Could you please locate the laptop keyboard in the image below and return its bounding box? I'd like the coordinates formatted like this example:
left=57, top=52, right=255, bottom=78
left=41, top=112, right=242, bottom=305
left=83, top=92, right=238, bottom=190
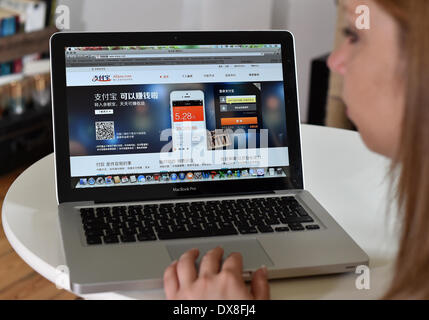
left=79, top=196, right=320, bottom=245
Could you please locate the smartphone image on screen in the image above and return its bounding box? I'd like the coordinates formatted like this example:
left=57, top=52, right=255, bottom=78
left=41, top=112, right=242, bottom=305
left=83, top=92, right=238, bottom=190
left=170, top=90, right=207, bottom=154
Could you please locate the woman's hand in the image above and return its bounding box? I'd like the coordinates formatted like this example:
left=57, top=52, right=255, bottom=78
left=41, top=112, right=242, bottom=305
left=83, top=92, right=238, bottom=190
left=163, top=247, right=270, bottom=300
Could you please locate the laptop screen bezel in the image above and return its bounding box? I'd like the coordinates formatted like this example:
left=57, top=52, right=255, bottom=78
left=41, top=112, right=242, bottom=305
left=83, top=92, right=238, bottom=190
left=50, top=31, right=303, bottom=204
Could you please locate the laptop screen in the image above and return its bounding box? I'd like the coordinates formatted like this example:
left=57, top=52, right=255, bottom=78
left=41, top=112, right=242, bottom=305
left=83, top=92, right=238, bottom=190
left=64, top=44, right=290, bottom=189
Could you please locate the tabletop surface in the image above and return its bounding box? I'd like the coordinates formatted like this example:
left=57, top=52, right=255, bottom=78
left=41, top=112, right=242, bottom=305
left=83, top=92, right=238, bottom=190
left=2, top=124, right=399, bottom=300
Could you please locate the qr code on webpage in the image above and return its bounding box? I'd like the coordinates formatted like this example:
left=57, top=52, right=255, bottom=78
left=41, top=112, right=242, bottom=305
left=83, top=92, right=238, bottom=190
left=95, top=121, right=115, bottom=140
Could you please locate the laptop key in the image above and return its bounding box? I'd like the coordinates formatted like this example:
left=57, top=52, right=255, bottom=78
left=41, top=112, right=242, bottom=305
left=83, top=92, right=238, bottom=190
left=265, top=218, right=280, bottom=225
left=157, top=231, right=206, bottom=240
left=83, top=223, right=107, bottom=232
left=80, top=209, right=95, bottom=219
left=238, top=227, right=258, bottom=234
left=257, top=225, right=274, bottom=233
left=105, top=228, right=121, bottom=236
left=137, top=233, right=157, bottom=241
left=123, top=215, right=137, bottom=222
left=299, top=216, right=314, bottom=223
left=111, top=222, right=127, bottom=229
left=85, top=229, right=104, bottom=237
left=95, top=207, right=110, bottom=217
left=138, top=226, right=154, bottom=233
left=296, top=207, right=310, bottom=217
left=214, top=228, right=238, bottom=236
left=86, top=236, right=102, bottom=245
left=120, top=235, right=136, bottom=242
left=187, top=224, right=204, bottom=232
left=280, top=196, right=294, bottom=201
left=170, top=225, right=187, bottom=233
left=275, top=227, right=290, bottom=232
left=155, top=226, right=170, bottom=234
left=219, top=222, right=234, bottom=228
left=121, top=227, right=137, bottom=235
left=106, top=216, right=121, bottom=223
left=157, top=225, right=237, bottom=239
left=280, top=216, right=314, bottom=224
left=80, top=207, right=94, bottom=214
left=306, top=225, right=320, bottom=230
left=103, top=235, right=119, bottom=244
left=142, top=220, right=156, bottom=228
left=127, top=221, right=141, bottom=228
left=82, top=217, right=105, bottom=225
left=289, top=223, right=305, bottom=231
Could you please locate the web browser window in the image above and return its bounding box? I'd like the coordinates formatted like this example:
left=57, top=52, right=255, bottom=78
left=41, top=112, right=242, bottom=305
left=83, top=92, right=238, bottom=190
left=64, top=44, right=290, bottom=188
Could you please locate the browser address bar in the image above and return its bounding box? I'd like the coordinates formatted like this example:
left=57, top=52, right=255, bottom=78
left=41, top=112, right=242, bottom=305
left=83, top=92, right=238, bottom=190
left=94, top=52, right=265, bottom=59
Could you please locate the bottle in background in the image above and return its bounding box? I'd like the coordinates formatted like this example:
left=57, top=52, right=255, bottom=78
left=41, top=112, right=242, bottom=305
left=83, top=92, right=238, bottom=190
left=8, top=81, right=25, bottom=115
left=31, top=73, right=50, bottom=108
left=0, top=84, right=9, bottom=118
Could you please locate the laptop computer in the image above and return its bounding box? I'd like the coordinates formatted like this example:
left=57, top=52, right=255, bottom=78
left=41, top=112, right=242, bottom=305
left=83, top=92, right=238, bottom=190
left=49, top=31, right=369, bottom=294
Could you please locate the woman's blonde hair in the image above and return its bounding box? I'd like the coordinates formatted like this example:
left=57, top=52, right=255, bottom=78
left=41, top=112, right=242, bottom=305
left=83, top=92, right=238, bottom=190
left=373, top=0, right=429, bottom=299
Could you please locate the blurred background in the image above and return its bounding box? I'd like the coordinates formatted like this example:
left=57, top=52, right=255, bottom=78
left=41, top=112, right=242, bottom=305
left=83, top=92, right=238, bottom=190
left=58, top=0, right=338, bottom=123
left=0, top=0, right=349, bottom=299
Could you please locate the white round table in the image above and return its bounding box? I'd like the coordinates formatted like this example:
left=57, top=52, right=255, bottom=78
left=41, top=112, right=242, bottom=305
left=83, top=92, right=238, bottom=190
left=2, top=124, right=398, bottom=300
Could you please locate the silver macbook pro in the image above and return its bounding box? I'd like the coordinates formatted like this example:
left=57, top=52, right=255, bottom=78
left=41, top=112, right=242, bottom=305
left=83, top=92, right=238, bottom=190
left=49, top=30, right=369, bottom=294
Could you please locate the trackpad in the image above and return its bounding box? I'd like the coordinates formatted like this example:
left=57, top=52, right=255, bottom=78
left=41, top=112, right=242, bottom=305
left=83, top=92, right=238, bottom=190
left=166, top=239, right=274, bottom=270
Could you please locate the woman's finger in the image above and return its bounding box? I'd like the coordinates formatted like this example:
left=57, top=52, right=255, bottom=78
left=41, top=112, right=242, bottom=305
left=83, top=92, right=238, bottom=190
left=163, top=260, right=179, bottom=299
left=221, top=252, right=243, bottom=278
left=176, top=248, right=200, bottom=288
left=198, top=246, right=224, bottom=277
left=250, top=266, right=270, bottom=300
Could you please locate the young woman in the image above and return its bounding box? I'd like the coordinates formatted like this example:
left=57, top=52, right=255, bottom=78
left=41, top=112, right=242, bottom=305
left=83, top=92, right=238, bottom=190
left=163, top=0, right=429, bottom=300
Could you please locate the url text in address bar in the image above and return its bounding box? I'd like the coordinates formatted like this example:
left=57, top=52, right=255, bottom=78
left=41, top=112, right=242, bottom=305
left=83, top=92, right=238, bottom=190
left=94, top=52, right=265, bottom=59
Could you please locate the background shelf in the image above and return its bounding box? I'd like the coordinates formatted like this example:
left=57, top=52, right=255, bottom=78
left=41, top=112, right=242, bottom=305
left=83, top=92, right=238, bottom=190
left=0, top=26, right=57, bottom=64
